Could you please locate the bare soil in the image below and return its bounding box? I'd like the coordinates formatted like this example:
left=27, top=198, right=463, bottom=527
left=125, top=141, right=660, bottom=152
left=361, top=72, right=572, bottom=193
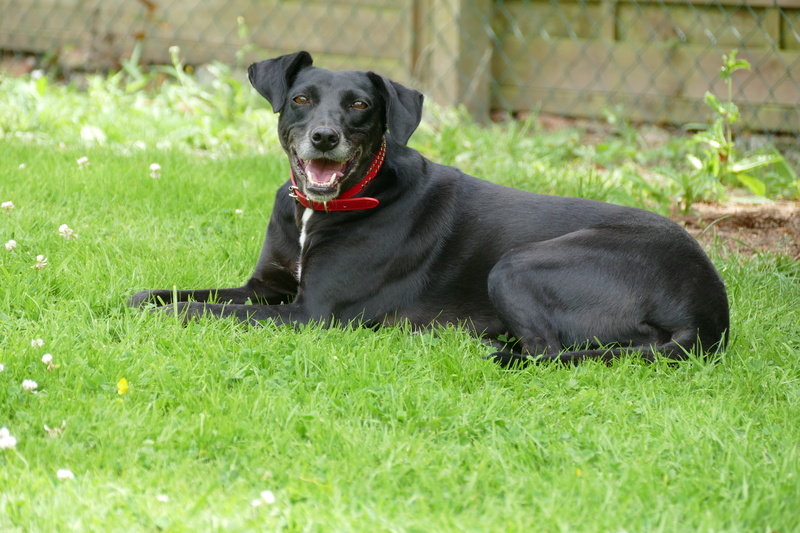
left=675, top=201, right=800, bottom=260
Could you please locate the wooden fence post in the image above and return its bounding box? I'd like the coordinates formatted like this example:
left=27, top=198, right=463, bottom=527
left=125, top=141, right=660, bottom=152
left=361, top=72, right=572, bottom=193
left=418, top=0, right=493, bottom=121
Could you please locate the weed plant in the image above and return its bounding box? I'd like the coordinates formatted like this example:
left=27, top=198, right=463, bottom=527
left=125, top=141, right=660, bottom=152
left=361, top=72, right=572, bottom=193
left=661, top=50, right=798, bottom=212
left=1, top=53, right=799, bottom=531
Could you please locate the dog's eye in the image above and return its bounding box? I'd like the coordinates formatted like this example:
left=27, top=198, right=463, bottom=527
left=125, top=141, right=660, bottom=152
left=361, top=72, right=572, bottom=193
left=352, top=100, right=369, bottom=110
left=293, top=95, right=310, bottom=105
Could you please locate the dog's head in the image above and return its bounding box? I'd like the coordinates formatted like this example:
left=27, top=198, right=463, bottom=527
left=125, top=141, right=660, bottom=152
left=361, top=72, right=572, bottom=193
left=248, top=51, right=424, bottom=203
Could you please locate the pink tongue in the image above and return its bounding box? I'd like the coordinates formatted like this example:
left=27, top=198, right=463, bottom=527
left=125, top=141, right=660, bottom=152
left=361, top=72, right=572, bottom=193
left=305, top=159, right=345, bottom=186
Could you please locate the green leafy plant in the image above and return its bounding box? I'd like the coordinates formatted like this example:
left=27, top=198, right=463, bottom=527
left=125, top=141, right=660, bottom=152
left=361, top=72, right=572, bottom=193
left=666, top=50, right=788, bottom=213
left=694, top=51, right=782, bottom=193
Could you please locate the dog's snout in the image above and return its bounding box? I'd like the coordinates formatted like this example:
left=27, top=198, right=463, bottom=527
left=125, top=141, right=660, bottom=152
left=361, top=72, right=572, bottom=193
left=310, top=127, right=340, bottom=152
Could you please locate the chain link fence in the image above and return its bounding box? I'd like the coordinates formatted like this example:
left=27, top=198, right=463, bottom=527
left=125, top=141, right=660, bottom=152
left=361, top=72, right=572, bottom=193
left=1, top=0, right=799, bottom=139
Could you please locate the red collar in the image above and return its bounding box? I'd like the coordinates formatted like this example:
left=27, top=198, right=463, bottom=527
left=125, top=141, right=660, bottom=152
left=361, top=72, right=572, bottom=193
left=290, top=138, right=386, bottom=212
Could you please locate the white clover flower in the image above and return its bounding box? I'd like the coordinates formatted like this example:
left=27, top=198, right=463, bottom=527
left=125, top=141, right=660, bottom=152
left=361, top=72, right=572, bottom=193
left=32, top=255, right=48, bottom=270
left=252, top=490, right=276, bottom=507
left=4, top=240, right=16, bottom=252
left=42, top=353, right=53, bottom=365
left=1, top=201, right=14, bottom=214
left=235, top=209, right=244, bottom=215
left=149, top=163, right=161, bottom=179
left=58, top=224, right=77, bottom=240
left=18, top=164, right=26, bottom=170
left=156, top=494, right=170, bottom=503
left=31, top=338, right=44, bottom=348
left=0, top=363, right=4, bottom=372
left=0, top=427, right=17, bottom=450
left=76, top=156, right=89, bottom=168
left=56, top=468, right=75, bottom=480
left=22, top=379, right=38, bottom=392
left=80, top=125, right=106, bottom=144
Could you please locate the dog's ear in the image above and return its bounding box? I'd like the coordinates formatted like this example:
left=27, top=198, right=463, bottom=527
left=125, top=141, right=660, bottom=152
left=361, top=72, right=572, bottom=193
left=367, top=72, right=424, bottom=146
left=248, top=51, right=314, bottom=113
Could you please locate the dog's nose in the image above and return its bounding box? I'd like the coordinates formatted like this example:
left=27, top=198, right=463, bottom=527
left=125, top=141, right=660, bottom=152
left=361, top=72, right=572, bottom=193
left=310, top=127, right=340, bottom=152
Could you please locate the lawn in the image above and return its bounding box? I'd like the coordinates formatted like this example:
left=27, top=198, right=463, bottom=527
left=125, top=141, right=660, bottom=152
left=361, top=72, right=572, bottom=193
left=1, top=68, right=799, bottom=532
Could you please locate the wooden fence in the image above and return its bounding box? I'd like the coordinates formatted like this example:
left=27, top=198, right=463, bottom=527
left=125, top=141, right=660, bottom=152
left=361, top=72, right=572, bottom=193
left=1, top=0, right=798, bottom=133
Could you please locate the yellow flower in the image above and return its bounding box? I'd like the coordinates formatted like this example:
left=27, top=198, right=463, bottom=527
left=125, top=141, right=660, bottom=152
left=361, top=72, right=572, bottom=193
left=117, top=378, right=129, bottom=395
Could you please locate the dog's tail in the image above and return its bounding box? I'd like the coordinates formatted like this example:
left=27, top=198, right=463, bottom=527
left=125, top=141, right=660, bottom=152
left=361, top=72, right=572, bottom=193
left=487, top=328, right=727, bottom=367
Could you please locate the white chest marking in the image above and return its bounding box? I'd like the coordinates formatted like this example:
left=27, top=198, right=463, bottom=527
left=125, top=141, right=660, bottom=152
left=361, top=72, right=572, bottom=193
left=296, top=207, right=314, bottom=281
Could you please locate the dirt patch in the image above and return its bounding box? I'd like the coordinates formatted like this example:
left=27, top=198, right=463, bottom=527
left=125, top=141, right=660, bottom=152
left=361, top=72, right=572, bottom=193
left=674, top=202, right=800, bottom=259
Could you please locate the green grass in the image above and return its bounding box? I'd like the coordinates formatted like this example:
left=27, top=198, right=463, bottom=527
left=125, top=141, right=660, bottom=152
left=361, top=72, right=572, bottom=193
left=1, top=70, right=800, bottom=532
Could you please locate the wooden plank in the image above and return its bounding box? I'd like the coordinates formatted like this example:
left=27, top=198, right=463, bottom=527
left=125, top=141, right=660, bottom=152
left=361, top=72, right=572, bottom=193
left=783, top=9, right=800, bottom=50
left=494, top=0, right=800, bottom=12
left=631, top=0, right=800, bottom=8
left=495, top=39, right=800, bottom=105
left=491, top=0, right=800, bottom=133
left=617, top=3, right=776, bottom=48
left=421, top=0, right=493, bottom=119
left=493, top=1, right=608, bottom=40
left=285, top=0, right=406, bottom=7
left=493, top=36, right=800, bottom=132
left=148, top=2, right=409, bottom=59
left=411, top=0, right=430, bottom=82
left=0, top=0, right=148, bottom=67
left=290, top=53, right=411, bottom=83
left=0, top=0, right=98, bottom=50
left=456, top=0, right=494, bottom=119
left=0, top=0, right=412, bottom=72
left=492, top=86, right=800, bottom=132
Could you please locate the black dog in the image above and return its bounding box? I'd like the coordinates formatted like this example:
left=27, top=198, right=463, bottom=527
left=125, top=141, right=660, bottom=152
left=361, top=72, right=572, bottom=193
left=129, top=51, right=729, bottom=365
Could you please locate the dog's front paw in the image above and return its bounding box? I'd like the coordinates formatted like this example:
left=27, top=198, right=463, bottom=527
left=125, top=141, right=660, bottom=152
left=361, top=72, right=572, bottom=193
left=484, top=351, right=536, bottom=368
left=128, top=290, right=171, bottom=308
left=161, top=301, right=208, bottom=323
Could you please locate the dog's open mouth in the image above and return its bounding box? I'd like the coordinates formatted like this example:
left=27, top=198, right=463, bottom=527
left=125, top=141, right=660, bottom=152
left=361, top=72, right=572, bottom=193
left=294, top=151, right=359, bottom=199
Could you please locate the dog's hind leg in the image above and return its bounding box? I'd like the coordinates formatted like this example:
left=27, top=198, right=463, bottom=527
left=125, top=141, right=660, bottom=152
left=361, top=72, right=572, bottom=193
left=485, top=232, right=700, bottom=365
